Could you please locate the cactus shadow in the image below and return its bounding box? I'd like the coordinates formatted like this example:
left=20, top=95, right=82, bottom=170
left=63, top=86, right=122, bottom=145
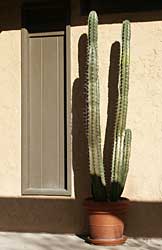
left=72, top=33, right=91, bottom=200
left=103, top=41, right=120, bottom=191
left=72, top=37, right=122, bottom=199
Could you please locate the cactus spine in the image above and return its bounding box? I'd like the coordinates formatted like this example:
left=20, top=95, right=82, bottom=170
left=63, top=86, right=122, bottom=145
left=87, top=11, right=132, bottom=202
left=110, top=20, right=132, bottom=201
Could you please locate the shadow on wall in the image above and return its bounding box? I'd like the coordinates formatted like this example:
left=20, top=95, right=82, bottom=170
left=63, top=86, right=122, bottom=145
left=2, top=0, right=162, bottom=30
left=0, top=198, right=162, bottom=237
left=103, top=41, right=120, bottom=188
left=72, top=33, right=91, bottom=201
left=71, top=0, right=162, bottom=26
left=0, top=1, right=22, bottom=31
left=71, top=9, right=162, bottom=26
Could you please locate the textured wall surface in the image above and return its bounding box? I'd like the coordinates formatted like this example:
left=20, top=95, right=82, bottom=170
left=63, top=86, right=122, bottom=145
left=70, top=1, right=162, bottom=236
left=71, top=16, right=162, bottom=202
left=0, top=27, right=21, bottom=195
left=0, top=0, right=162, bottom=236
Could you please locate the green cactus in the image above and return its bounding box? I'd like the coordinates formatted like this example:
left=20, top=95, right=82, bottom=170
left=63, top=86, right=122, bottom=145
left=87, top=11, right=132, bottom=202
left=110, top=20, right=132, bottom=201
left=87, top=11, right=107, bottom=201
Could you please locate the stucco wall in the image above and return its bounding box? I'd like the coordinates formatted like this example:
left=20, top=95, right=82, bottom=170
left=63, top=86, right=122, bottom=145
left=0, top=6, right=21, bottom=196
left=0, top=0, right=162, bottom=236
left=71, top=3, right=162, bottom=237
left=71, top=11, right=162, bottom=202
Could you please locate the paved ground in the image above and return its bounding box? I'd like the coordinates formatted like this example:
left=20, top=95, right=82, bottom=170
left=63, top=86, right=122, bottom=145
left=0, top=232, right=161, bottom=250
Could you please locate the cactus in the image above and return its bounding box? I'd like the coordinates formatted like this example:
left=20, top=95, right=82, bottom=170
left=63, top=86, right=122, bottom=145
left=87, top=11, right=107, bottom=201
left=110, top=20, right=132, bottom=201
left=86, top=11, right=132, bottom=202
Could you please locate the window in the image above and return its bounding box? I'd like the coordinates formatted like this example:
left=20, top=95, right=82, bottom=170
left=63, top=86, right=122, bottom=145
left=21, top=2, right=71, bottom=195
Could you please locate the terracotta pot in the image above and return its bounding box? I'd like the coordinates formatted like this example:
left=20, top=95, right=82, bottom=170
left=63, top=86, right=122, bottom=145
left=83, top=198, right=130, bottom=246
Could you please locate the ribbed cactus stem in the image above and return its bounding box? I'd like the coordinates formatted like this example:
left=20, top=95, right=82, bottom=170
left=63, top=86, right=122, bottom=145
left=88, top=45, right=98, bottom=176
left=121, top=129, right=132, bottom=190
left=87, top=11, right=107, bottom=201
left=86, top=12, right=132, bottom=202
left=120, top=20, right=130, bottom=132
left=88, top=11, right=98, bottom=48
left=110, top=20, right=132, bottom=201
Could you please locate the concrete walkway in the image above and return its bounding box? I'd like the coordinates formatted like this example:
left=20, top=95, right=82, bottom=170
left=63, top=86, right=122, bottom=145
left=0, top=232, right=161, bottom=250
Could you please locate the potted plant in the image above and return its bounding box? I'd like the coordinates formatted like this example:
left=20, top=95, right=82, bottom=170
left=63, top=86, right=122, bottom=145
left=83, top=11, right=132, bottom=246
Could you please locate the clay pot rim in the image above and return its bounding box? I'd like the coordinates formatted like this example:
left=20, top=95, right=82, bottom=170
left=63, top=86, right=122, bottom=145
left=84, top=197, right=129, bottom=203
left=83, top=197, right=130, bottom=212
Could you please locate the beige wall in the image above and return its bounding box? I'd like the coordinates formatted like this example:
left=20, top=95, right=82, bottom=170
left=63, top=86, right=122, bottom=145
left=0, top=24, right=21, bottom=195
left=71, top=19, right=162, bottom=202
left=0, top=0, right=162, bottom=236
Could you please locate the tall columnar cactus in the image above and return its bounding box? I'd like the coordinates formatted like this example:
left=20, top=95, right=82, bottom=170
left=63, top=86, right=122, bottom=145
left=87, top=11, right=107, bottom=201
left=87, top=11, right=132, bottom=202
left=110, top=20, right=132, bottom=201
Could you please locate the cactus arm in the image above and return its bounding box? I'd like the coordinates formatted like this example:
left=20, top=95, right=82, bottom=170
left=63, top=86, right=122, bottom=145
left=88, top=11, right=98, bottom=49
left=121, top=20, right=131, bottom=132
left=88, top=45, right=98, bottom=176
left=96, top=77, right=106, bottom=185
left=87, top=11, right=107, bottom=201
left=118, top=21, right=131, bottom=195
left=120, top=129, right=132, bottom=192
left=87, top=11, right=99, bottom=177
left=88, top=11, right=101, bottom=178
left=110, top=20, right=131, bottom=201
